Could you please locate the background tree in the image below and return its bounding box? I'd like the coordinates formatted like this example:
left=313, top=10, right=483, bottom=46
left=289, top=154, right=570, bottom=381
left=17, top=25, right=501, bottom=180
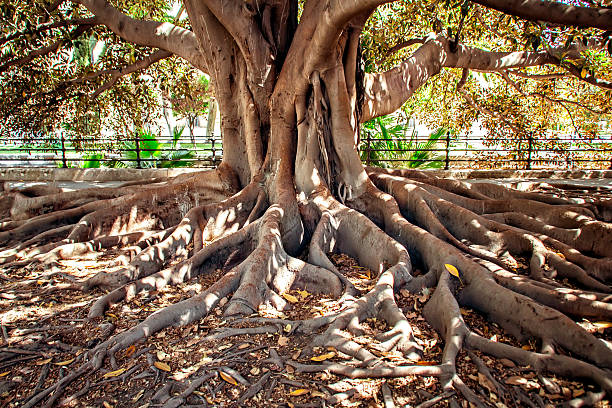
left=1, top=0, right=612, bottom=406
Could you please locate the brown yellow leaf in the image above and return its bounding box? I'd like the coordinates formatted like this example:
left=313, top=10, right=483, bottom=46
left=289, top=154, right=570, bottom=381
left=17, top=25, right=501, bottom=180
left=573, top=388, right=585, bottom=398
left=416, top=361, right=437, bottom=366
left=296, top=290, right=310, bottom=300
left=219, top=371, right=238, bottom=386
left=238, top=343, right=250, bottom=350
left=103, top=368, right=126, bottom=378
left=505, top=376, right=540, bottom=390
left=125, top=345, right=136, bottom=357
left=36, top=358, right=53, bottom=365
left=289, top=389, right=309, bottom=396
left=0, top=371, right=9, bottom=378
left=580, top=68, right=587, bottom=78
left=282, top=293, right=299, bottom=304
left=478, top=373, right=496, bottom=393
left=278, top=336, right=290, bottom=346
left=593, top=321, right=612, bottom=329
left=445, top=264, right=461, bottom=280
left=55, top=359, right=74, bottom=366
left=311, top=352, right=335, bottom=362
left=103, top=402, right=113, bottom=408
left=284, top=324, right=292, bottom=333
left=154, top=362, right=171, bottom=372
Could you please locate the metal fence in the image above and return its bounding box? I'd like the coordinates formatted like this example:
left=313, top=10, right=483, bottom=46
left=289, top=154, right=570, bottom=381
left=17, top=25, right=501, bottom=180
left=0, top=134, right=222, bottom=168
left=360, top=131, right=612, bottom=170
left=0, top=131, right=610, bottom=170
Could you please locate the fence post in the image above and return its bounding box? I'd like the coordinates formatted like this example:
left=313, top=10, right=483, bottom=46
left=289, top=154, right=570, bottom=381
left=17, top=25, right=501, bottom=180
left=211, top=137, right=217, bottom=165
left=135, top=136, right=141, bottom=169
left=365, top=131, right=371, bottom=166
left=527, top=131, right=533, bottom=170
left=60, top=133, right=67, bottom=168
left=444, top=131, right=451, bottom=170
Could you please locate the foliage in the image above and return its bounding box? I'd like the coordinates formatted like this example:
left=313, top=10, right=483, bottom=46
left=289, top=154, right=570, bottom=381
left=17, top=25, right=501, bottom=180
left=116, top=127, right=195, bottom=168
left=360, top=114, right=445, bottom=168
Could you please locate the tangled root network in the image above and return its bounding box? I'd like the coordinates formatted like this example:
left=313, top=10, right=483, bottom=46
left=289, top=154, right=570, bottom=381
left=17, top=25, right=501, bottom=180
left=1, top=167, right=612, bottom=407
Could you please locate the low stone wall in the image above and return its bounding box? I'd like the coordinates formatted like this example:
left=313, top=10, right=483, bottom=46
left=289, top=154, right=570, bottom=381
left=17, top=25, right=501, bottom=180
left=0, top=167, right=611, bottom=182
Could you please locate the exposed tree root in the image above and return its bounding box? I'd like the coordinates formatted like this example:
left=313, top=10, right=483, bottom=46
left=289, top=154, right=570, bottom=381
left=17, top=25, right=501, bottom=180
left=3, top=169, right=611, bottom=407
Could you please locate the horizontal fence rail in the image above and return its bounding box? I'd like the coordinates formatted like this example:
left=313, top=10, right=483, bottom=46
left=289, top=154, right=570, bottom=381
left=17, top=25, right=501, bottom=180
left=359, top=131, right=612, bottom=170
left=0, top=134, right=222, bottom=169
left=0, top=131, right=610, bottom=170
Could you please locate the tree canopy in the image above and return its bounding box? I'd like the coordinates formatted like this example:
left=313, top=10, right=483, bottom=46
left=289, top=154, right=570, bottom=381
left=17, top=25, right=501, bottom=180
left=1, top=0, right=611, bottom=139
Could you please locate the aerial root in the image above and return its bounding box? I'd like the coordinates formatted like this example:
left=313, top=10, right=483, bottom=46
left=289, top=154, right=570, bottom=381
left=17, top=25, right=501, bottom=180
left=307, top=193, right=422, bottom=362
left=224, top=204, right=342, bottom=316
left=371, top=172, right=611, bottom=288
left=478, top=258, right=612, bottom=319
left=26, top=265, right=245, bottom=407
left=82, top=182, right=262, bottom=291
left=4, top=228, right=175, bottom=271
left=459, top=266, right=612, bottom=369
left=88, top=216, right=260, bottom=317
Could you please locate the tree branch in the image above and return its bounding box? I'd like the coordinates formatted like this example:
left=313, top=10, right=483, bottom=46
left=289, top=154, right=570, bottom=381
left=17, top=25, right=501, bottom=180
left=0, top=17, right=97, bottom=46
left=498, top=70, right=609, bottom=115
left=73, top=0, right=206, bottom=71
left=361, top=35, right=557, bottom=122
left=507, top=70, right=568, bottom=80
left=470, top=0, right=612, bottom=30
left=0, top=23, right=95, bottom=73
left=377, top=38, right=425, bottom=65
left=87, top=50, right=173, bottom=99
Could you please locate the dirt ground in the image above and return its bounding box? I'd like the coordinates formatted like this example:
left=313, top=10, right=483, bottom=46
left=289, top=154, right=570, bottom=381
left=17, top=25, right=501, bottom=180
left=1, top=180, right=611, bottom=407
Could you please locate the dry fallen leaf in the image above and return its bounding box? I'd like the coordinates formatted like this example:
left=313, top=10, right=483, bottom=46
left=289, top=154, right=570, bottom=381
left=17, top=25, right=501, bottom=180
left=238, top=343, right=250, bottom=350
left=296, top=290, right=310, bottom=300
left=132, top=389, right=144, bottom=402
left=154, top=362, right=171, bottom=372
left=284, top=324, right=292, bottom=333
left=478, top=373, right=496, bottom=393
left=505, top=376, right=540, bottom=391
left=416, top=361, right=437, bottom=366
left=103, top=368, right=127, bottom=378
left=36, top=358, right=53, bottom=365
left=278, top=336, right=290, bottom=346
left=311, top=352, right=335, bottom=362
left=103, top=402, right=113, bottom=408
left=282, top=293, right=299, bottom=304
left=0, top=371, right=9, bottom=378
left=125, top=345, right=136, bottom=357
left=55, top=359, right=75, bottom=366
left=444, top=264, right=463, bottom=283
left=289, top=389, right=309, bottom=396
left=219, top=371, right=238, bottom=386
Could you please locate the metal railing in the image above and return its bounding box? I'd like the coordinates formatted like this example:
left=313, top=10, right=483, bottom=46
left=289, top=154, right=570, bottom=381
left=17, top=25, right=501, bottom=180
left=1, top=131, right=610, bottom=170
left=0, top=134, right=223, bottom=168
left=359, top=131, right=612, bottom=170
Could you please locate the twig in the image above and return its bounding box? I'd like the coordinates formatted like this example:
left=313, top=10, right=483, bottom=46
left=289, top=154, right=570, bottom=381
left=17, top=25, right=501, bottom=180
left=236, top=371, right=271, bottom=405
left=415, top=391, right=455, bottom=408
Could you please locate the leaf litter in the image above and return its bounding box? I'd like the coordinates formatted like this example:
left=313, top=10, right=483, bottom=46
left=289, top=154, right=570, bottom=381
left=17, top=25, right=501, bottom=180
left=0, top=245, right=609, bottom=407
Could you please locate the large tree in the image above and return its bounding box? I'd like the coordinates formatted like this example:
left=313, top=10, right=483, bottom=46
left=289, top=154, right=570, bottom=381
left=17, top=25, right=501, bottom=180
left=1, top=0, right=612, bottom=406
